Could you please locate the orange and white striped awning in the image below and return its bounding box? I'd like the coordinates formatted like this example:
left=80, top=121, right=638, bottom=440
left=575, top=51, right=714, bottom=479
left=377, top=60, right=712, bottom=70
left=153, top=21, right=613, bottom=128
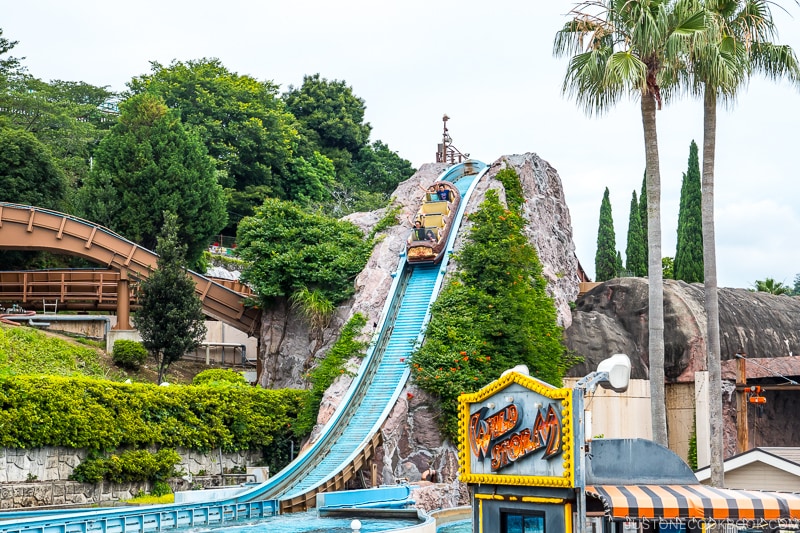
left=587, top=484, right=800, bottom=521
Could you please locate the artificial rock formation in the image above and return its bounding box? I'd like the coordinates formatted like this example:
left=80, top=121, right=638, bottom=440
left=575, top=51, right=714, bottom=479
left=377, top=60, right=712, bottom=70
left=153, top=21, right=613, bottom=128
left=296, top=153, right=581, bottom=489
left=565, top=277, right=800, bottom=382
left=565, top=277, right=800, bottom=456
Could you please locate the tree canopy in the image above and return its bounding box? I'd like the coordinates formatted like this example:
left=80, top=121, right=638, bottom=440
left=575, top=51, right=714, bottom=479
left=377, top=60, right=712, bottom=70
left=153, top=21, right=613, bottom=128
left=77, top=93, right=227, bottom=267
left=236, top=198, right=373, bottom=307
left=128, top=59, right=300, bottom=193
left=0, top=128, right=67, bottom=210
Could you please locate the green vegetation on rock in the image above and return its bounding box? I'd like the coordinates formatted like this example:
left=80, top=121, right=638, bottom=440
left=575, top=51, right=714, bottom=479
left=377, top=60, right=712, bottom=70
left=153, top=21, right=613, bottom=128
left=411, top=172, right=575, bottom=441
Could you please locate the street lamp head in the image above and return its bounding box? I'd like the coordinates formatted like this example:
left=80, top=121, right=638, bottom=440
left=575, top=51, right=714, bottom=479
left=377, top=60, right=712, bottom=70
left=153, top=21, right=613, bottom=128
left=596, top=353, right=631, bottom=393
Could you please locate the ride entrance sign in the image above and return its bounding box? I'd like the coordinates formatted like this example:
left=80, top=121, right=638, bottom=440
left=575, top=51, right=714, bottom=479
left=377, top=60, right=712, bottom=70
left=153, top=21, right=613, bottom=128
left=457, top=370, right=576, bottom=488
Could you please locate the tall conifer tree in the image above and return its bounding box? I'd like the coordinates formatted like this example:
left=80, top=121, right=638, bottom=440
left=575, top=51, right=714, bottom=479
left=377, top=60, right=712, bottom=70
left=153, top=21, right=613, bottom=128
left=638, top=172, right=648, bottom=251
left=625, top=190, right=647, bottom=277
left=595, top=187, right=617, bottom=281
left=674, top=140, right=704, bottom=283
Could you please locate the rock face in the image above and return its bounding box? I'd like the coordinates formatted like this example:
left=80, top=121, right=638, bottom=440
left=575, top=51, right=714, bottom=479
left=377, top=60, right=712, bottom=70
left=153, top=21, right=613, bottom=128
left=259, top=154, right=580, bottom=388
left=255, top=154, right=582, bottom=501
left=565, top=277, right=800, bottom=381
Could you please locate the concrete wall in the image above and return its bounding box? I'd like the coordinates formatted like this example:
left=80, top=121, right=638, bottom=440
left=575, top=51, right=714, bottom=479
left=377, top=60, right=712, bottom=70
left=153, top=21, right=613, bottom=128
left=563, top=378, right=652, bottom=440
left=563, top=378, right=698, bottom=465
left=0, top=446, right=262, bottom=483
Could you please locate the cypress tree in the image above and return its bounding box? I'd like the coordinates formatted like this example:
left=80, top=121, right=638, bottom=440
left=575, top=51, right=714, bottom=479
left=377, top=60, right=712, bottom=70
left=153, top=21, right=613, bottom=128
left=595, top=187, right=617, bottom=281
left=674, top=140, right=704, bottom=283
left=638, top=171, right=648, bottom=250
left=136, top=212, right=207, bottom=384
left=625, top=190, right=647, bottom=276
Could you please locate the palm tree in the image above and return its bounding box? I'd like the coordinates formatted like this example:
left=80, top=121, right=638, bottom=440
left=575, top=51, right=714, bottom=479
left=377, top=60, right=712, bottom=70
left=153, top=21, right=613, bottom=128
left=686, top=0, right=799, bottom=486
left=554, top=0, right=706, bottom=447
left=752, top=277, right=791, bottom=294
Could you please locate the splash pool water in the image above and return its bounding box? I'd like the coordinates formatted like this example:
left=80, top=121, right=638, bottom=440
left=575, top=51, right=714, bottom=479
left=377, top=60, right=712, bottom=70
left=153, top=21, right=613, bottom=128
left=436, top=519, right=472, bottom=533
left=180, top=511, right=420, bottom=533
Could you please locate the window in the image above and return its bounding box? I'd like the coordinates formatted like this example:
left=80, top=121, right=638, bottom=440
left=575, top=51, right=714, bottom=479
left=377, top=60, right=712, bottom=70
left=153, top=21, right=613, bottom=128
left=502, top=511, right=545, bottom=533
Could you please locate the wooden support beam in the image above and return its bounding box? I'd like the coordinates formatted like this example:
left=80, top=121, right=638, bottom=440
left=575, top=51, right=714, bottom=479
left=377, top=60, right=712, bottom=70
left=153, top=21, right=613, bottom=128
left=736, top=356, right=748, bottom=453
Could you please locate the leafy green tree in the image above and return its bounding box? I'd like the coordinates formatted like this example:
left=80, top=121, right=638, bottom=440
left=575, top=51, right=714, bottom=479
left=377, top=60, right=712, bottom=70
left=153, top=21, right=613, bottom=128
left=411, top=187, right=570, bottom=440
left=127, top=59, right=301, bottom=197
left=0, top=128, right=67, bottom=209
left=662, top=256, right=675, bottom=280
left=625, top=190, right=647, bottom=277
left=283, top=73, right=371, bottom=176
left=555, top=0, right=707, bottom=446
left=595, top=187, right=617, bottom=281
left=236, top=198, right=373, bottom=386
left=0, top=75, right=115, bottom=190
left=0, top=28, right=23, bottom=84
left=286, top=150, right=336, bottom=203
left=674, top=140, right=704, bottom=283
left=751, top=277, right=790, bottom=295
left=236, top=198, right=371, bottom=330
left=135, top=212, right=207, bottom=384
left=236, top=198, right=373, bottom=307
left=77, top=93, right=227, bottom=266
left=351, top=140, right=416, bottom=195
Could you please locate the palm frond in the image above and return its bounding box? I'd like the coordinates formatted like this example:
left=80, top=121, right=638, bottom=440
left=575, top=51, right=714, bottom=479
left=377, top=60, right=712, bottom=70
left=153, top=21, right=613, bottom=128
left=750, top=42, right=800, bottom=83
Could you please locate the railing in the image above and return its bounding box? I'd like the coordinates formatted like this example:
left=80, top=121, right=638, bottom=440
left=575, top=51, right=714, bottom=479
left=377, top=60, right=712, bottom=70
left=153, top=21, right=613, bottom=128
left=0, top=270, right=133, bottom=311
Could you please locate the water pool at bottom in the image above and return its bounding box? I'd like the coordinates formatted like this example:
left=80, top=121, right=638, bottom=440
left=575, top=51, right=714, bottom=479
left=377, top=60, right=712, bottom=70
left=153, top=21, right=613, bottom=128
left=180, top=511, right=420, bottom=533
left=436, top=519, right=472, bottom=533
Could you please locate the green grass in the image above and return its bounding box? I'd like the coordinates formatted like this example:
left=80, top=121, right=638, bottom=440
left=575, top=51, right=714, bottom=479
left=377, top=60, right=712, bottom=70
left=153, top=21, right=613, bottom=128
left=0, top=324, right=106, bottom=378
left=122, top=493, right=175, bottom=505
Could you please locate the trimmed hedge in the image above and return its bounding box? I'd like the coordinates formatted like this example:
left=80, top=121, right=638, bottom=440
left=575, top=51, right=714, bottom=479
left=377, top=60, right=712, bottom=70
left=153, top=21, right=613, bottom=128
left=0, top=375, right=307, bottom=452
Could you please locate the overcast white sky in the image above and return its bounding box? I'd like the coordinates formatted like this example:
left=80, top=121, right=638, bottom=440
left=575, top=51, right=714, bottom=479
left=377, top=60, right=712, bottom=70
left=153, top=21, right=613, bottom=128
left=4, top=1, right=799, bottom=289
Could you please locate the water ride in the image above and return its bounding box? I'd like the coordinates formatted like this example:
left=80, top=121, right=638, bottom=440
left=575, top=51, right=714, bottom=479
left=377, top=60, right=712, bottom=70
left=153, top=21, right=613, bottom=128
left=406, top=181, right=461, bottom=264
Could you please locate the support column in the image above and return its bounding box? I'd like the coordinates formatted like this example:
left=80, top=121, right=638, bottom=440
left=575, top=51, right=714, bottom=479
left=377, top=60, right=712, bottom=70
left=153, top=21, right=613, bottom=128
left=114, top=270, right=131, bottom=330
left=736, top=356, right=749, bottom=453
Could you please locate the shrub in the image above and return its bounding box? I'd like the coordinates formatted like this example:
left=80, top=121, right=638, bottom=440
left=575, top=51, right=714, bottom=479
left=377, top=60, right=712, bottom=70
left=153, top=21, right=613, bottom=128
left=151, top=480, right=172, bottom=497
left=293, top=313, right=367, bottom=436
left=112, top=340, right=148, bottom=370
left=70, top=448, right=181, bottom=484
left=192, top=369, right=248, bottom=387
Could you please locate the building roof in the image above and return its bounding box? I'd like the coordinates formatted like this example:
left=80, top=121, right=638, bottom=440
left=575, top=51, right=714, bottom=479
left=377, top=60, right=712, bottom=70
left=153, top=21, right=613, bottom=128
left=694, top=447, right=800, bottom=482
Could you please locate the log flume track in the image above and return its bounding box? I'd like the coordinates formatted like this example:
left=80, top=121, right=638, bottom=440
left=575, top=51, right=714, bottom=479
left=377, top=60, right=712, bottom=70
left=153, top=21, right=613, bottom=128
left=0, top=160, right=488, bottom=533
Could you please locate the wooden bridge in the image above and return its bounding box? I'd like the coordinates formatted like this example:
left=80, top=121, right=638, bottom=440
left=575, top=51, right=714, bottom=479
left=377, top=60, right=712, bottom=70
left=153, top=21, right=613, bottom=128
left=0, top=203, right=259, bottom=335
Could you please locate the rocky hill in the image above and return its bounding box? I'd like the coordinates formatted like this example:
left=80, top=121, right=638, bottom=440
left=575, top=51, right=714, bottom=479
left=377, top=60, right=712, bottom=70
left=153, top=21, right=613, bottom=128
left=255, top=152, right=800, bottom=492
